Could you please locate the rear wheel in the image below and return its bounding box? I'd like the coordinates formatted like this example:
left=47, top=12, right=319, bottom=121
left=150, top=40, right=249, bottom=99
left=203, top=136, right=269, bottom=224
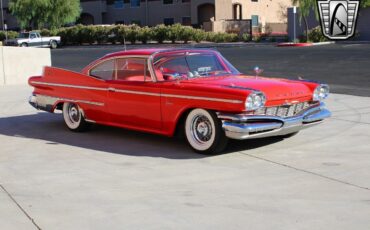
left=63, top=102, right=90, bottom=132
left=20, top=43, right=28, bottom=47
left=185, top=109, right=228, bottom=155
left=50, top=40, right=58, bottom=49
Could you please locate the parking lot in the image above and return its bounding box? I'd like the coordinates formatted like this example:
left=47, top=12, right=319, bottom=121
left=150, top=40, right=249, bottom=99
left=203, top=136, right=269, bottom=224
left=1, top=44, right=370, bottom=229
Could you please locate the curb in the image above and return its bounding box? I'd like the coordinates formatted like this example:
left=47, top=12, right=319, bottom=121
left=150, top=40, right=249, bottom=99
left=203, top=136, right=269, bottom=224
left=312, top=41, right=336, bottom=46
left=277, top=41, right=336, bottom=47
left=276, top=42, right=313, bottom=47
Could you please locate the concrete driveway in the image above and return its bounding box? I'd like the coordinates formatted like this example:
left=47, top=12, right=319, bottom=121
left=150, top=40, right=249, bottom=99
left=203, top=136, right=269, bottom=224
left=0, top=85, right=369, bottom=230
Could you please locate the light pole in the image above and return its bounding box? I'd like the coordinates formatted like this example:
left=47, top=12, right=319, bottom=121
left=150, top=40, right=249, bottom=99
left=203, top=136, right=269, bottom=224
left=293, top=6, right=297, bottom=43
left=0, top=0, right=4, bottom=30
left=145, top=0, right=148, bottom=26
left=0, top=0, right=6, bottom=41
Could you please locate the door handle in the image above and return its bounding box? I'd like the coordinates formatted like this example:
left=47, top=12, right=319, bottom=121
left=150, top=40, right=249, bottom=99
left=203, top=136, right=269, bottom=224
left=108, top=87, right=116, bottom=92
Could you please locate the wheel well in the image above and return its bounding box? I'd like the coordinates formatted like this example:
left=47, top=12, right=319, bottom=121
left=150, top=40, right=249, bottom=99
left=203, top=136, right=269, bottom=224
left=174, top=108, right=193, bottom=138
left=55, top=102, right=64, bottom=111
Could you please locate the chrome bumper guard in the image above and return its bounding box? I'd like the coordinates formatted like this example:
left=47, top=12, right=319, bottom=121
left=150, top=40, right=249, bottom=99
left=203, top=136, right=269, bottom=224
left=29, top=94, right=55, bottom=112
left=218, top=102, right=331, bottom=140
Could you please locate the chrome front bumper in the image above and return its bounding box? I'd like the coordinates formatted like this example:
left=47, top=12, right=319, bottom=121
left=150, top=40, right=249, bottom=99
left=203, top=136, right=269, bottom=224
left=218, top=102, right=331, bottom=140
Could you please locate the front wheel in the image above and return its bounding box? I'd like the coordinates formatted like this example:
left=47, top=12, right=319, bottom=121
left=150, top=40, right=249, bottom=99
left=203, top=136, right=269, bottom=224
left=63, top=102, right=90, bottom=132
left=185, top=109, right=228, bottom=155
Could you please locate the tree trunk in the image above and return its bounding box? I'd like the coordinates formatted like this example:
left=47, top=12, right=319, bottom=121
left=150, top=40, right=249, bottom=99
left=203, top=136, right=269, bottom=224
left=303, top=16, right=309, bottom=42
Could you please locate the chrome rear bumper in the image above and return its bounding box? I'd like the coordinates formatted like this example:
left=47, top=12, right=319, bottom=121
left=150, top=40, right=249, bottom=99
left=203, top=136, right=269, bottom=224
left=218, top=102, right=331, bottom=140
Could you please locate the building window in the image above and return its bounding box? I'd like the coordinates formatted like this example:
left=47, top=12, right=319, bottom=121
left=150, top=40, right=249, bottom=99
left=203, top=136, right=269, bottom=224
left=251, top=0, right=258, bottom=2
left=114, top=0, right=124, bottom=9
left=164, top=18, right=174, bottom=26
left=131, top=0, right=140, bottom=7
left=182, top=17, right=191, bottom=26
left=131, top=20, right=141, bottom=26
left=163, top=0, right=173, bottom=5
left=251, top=15, right=259, bottom=27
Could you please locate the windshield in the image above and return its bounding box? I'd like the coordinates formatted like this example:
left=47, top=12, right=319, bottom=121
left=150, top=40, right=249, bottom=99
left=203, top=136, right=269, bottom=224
left=18, top=33, right=29, bottom=38
left=153, top=51, right=240, bottom=81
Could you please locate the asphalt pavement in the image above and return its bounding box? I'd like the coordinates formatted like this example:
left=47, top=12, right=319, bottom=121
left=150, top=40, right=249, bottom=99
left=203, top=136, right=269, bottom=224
left=51, top=43, right=370, bottom=97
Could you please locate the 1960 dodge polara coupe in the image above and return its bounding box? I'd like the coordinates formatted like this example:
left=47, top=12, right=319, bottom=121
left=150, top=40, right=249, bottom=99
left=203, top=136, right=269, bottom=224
left=29, top=48, right=331, bottom=154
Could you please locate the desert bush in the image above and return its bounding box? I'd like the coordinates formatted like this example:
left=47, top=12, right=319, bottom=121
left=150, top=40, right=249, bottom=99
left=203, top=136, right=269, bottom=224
left=241, top=33, right=251, bottom=42
left=137, top=26, right=152, bottom=44
left=192, top=29, right=206, bottom=43
left=152, top=24, right=168, bottom=44
left=0, top=31, right=19, bottom=42
left=22, top=24, right=242, bottom=46
left=308, top=26, right=328, bottom=42
left=179, top=26, right=194, bottom=44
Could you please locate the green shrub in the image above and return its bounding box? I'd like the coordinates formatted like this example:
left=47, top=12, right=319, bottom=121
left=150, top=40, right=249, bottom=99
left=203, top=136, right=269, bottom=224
left=107, top=25, right=120, bottom=44
left=40, top=29, right=51, bottom=36
left=242, top=33, right=251, bottom=42
left=152, top=24, right=168, bottom=44
left=179, top=26, right=194, bottom=44
left=204, top=32, right=215, bottom=42
left=192, top=29, right=206, bottom=43
left=137, top=26, right=152, bottom=44
left=126, top=25, right=140, bottom=44
left=95, top=26, right=109, bottom=44
left=116, top=25, right=127, bottom=44
left=308, top=26, right=328, bottom=42
left=253, top=34, right=262, bottom=42
left=0, top=31, right=19, bottom=42
left=168, top=24, right=182, bottom=43
left=20, top=24, right=243, bottom=46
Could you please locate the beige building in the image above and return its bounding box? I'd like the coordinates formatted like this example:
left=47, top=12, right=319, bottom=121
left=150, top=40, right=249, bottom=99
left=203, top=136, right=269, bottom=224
left=2, top=0, right=292, bottom=33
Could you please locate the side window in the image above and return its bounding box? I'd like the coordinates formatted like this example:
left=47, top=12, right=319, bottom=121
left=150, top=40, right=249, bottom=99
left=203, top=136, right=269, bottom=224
left=90, top=59, right=115, bottom=80
left=115, top=58, right=151, bottom=82
left=159, top=56, right=189, bottom=75
left=30, top=33, right=36, bottom=39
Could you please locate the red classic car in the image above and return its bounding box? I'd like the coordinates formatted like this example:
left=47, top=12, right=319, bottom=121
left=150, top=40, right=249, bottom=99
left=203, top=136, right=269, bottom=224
left=29, top=48, right=331, bottom=154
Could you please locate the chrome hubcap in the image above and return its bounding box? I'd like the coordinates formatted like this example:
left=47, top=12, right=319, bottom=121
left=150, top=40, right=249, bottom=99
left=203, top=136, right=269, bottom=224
left=191, top=115, right=212, bottom=143
left=68, top=104, right=80, bottom=123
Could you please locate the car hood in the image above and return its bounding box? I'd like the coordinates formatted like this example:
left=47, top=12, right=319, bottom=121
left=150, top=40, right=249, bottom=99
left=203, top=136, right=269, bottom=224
left=180, top=75, right=313, bottom=102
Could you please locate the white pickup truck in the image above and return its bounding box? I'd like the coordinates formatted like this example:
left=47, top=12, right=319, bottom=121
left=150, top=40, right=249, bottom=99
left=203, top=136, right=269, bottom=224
left=5, top=31, right=61, bottom=49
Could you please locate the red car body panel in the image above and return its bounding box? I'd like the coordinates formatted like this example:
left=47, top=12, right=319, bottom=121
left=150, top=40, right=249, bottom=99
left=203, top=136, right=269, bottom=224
left=29, top=48, right=322, bottom=137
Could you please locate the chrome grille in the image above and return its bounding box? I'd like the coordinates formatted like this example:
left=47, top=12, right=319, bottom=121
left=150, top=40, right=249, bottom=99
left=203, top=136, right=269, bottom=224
left=254, top=102, right=314, bottom=118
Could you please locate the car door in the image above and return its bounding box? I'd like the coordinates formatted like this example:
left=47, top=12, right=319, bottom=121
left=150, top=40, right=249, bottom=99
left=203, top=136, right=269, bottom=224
left=106, top=57, right=162, bottom=131
left=29, top=33, right=42, bottom=47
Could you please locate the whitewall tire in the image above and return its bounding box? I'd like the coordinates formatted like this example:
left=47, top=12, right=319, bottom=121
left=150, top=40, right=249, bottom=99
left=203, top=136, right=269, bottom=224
left=185, top=109, right=228, bottom=154
left=63, top=102, right=90, bottom=132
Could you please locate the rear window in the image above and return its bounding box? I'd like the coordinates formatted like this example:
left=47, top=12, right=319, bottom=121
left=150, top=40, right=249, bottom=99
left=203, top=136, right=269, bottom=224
left=90, top=59, right=115, bottom=80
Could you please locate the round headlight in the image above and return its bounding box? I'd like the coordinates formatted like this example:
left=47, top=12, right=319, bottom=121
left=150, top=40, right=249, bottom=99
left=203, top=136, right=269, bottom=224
left=313, top=84, right=330, bottom=101
left=245, top=92, right=266, bottom=110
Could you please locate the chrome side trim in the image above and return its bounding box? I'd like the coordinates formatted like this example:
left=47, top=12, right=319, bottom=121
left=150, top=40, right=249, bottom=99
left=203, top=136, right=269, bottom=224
left=162, top=93, right=243, bottom=104
left=218, top=102, right=331, bottom=140
left=30, top=81, right=244, bottom=104
left=29, top=94, right=104, bottom=113
left=114, top=88, right=161, bottom=97
left=30, top=81, right=108, bottom=91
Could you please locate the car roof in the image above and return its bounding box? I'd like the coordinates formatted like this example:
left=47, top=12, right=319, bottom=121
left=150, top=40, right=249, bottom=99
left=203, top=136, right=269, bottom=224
left=102, top=48, right=217, bottom=60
